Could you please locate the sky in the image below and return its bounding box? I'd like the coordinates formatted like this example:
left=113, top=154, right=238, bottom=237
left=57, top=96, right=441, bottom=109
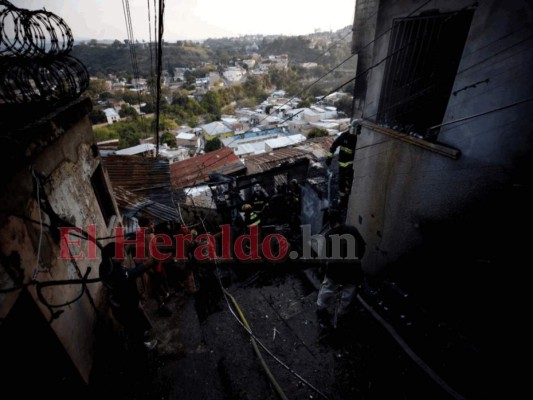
left=12, top=0, right=356, bottom=41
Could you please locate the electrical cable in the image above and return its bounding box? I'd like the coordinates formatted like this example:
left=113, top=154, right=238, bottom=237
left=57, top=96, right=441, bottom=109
left=427, top=96, right=533, bottom=132
left=191, top=207, right=331, bottom=400
left=31, top=166, right=47, bottom=280
left=154, top=0, right=164, bottom=156
left=241, top=0, right=435, bottom=135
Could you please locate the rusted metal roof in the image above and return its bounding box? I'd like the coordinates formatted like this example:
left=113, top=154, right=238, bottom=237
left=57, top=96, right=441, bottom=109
left=244, top=147, right=310, bottom=174
left=243, top=135, right=336, bottom=174
left=101, top=155, right=173, bottom=206
left=112, top=185, right=180, bottom=224
left=170, top=147, right=245, bottom=189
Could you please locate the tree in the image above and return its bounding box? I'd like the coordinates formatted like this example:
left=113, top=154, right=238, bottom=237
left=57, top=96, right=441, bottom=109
left=87, top=79, right=108, bottom=100
left=89, top=108, right=107, bottom=124
left=201, top=90, right=222, bottom=117
left=204, top=137, right=222, bottom=153
left=161, top=131, right=176, bottom=147
left=297, top=99, right=311, bottom=108
left=119, top=104, right=139, bottom=119
left=307, top=128, right=329, bottom=138
left=118, top=128, right=142, bottom=149
left=93, top=126, right=119, bottom=142
left=334, top=95, right=353, bottom=117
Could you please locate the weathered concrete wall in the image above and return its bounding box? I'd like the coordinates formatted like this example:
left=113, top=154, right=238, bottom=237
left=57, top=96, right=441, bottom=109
left=347, top=0, right=533, bottom=275
left=352, top=0, right=380, bottom=115
left=0, top=99, right=119, bottom=382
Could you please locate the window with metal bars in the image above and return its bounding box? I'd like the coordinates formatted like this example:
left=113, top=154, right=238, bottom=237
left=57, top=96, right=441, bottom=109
left=377, top=9, right=474, bottom=138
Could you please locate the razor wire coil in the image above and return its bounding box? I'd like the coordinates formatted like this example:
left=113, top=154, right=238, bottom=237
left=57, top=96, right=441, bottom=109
left=0, top=0, right=87, bottom=104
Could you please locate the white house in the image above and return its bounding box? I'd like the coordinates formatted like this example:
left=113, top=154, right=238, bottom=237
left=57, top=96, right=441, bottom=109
left=104, top=108, right=120, bottom=124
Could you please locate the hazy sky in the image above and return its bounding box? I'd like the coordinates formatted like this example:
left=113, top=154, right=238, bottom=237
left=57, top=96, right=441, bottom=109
left=12, top=0, right=356, bottom=41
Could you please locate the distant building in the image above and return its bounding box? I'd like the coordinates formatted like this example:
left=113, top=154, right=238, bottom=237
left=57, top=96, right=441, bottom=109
left=115, top=143, right=156, bottom=157
left=222, top=66, right=246, bottom=84
left=200, top=121, right=234, bottom=141
left=175, top=132, right=197, bottom=147
left=103, top=107, right=120, bottom=124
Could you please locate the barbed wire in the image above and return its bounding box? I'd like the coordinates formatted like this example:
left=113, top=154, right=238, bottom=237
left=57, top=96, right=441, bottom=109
left=0, top=0, right=87, bottom=104
left=0, top=1, right=73, bottom=57
left=0, top=55, right=89, bottom=103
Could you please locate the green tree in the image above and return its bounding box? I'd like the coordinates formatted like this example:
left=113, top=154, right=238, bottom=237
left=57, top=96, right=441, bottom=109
left=119, top=104, right=139, bottom=119
left=161, top=131, right=176, bottom=147
left=93, top=126, right=119, bottom=142
left=204, top=137, right=222, bottom=153
left=89, top=108, right=107, bottom=124
left=334, top=95, right=353, bottom=117
left=118, top=128, right=142, bottom=149
left=87, top=79, right=109, bottom=100
left=201, top=90, right=222, bottom=118
left=297, top=99, right=311, bottom=108
left=308, top=128, right=329, bottom=138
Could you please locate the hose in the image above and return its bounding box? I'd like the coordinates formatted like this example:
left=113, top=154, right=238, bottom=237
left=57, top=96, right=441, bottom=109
left=356, top=294, right=467, bottom=400
left=223, top=289, right=289, bottom=400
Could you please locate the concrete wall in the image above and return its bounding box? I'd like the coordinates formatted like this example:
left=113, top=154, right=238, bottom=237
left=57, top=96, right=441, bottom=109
left=352, top=0, right=380, bottom=115
left=347, top=0, right=533, bottom=276
left=0, top=99, right=120, bottom=382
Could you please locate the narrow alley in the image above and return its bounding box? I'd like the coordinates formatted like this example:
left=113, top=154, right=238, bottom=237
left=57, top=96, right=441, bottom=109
left=89, top=259, right=483, bottom=400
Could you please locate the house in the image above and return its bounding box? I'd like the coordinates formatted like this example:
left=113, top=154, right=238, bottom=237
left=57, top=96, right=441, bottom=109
left=101, top=154, right=174, bottom=207
left=114, top=143, right=156, bottom=157
left=103, top=107, right=120, bottom=124
left=1, top=97, right=121, bottom=392
left=170, top=147, right=245, bottom=189
left=200, top=121, right=234, bottom=141
left=222, top=66, right=246, bottom=84
left=347, top=1, right=532, bottom=389
left=175, top=132, right=197, bottom=147
left=264, top=134, right=307, bottom=152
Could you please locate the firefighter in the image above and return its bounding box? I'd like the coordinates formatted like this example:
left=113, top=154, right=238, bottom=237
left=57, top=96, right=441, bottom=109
left=325, top=119, right=362, bottom=209
left=242, top=203, right=261, bottom=227
left=250, top=183, right=269, bottom=215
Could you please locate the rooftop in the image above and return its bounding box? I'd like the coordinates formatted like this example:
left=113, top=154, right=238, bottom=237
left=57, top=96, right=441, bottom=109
left=170, top=147, right=245, bottom=189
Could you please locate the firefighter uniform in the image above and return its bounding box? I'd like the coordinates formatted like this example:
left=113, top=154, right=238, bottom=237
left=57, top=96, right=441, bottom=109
left=326, top=119, right=362, bottom=208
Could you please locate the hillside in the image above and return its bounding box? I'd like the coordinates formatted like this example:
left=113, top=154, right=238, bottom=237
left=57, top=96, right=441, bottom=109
left=72, top=26, right=354, bottom=77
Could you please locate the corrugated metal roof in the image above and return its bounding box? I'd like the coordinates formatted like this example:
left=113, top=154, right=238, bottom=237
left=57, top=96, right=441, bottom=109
left=176, top=132, right=195, bottom=140
left=115, top=143, right=156, bottom=155
left=244, top=147, right=310, bottom=174
left=265, top=134, right=306, bottom=150
left=170, top=147, right=245, bottom=189
left=244, top=135, right=335, bottom=174
left=101, top=155, right=173, bottom=207
left=200, top=121, right=233, bottom=136
left=113, top=185, right=181, bottom=224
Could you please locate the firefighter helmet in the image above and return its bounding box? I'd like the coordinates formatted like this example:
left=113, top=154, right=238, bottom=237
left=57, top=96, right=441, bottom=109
left=349, top=118, right=362, bottom=135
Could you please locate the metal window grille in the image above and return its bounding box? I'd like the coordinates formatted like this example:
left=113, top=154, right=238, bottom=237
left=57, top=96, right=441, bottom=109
left=377, top=10, right=474, bottom=137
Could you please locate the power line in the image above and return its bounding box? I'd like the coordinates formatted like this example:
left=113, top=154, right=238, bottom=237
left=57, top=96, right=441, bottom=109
left=428, top=96, right=533, bottom=132
left=239, top=0, right=436, bottom=136
left=121, top=0, right=144, bottom=122
left=154, top=0, right=165, bottom=156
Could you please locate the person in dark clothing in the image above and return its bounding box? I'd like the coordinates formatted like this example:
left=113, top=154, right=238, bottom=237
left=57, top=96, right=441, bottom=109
left=316, top=208, right=366, bottom=329
left=325, top=119, right=362, bottom=209
left=242, top=203, right=261, bottom=227
left=288, top=179, right=302, bottom=231
left=99, top=242, right=157, bottom=350
left=250, top=183, right=270, bottom=222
